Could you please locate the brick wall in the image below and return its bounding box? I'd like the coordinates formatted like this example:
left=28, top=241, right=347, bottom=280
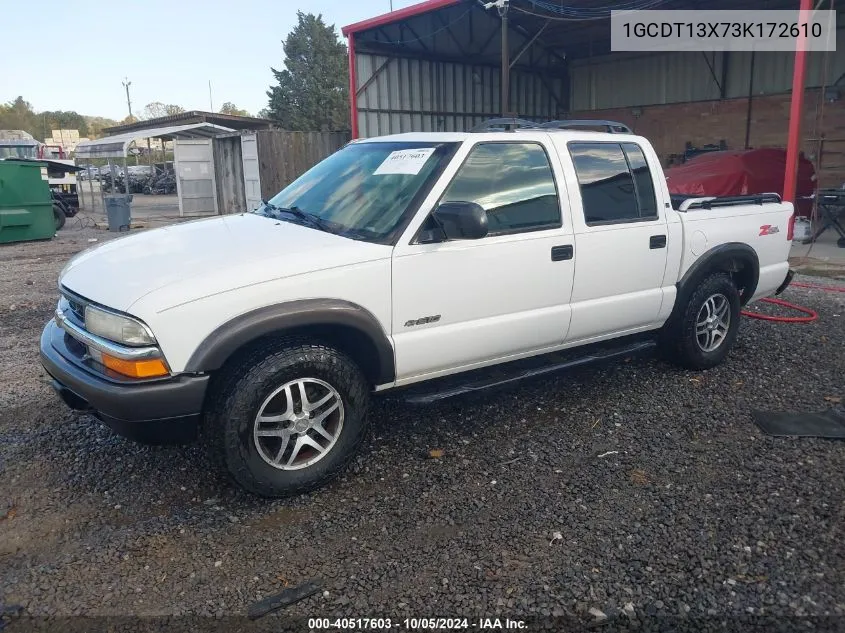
left=569, top=88, right=845, bottom=188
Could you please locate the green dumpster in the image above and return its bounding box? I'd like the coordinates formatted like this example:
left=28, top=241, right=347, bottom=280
left=0, top=160, right=55, bottom=244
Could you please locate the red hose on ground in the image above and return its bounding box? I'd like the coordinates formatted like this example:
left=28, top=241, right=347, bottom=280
left=741, top=280, right=845, bottom=323
left=741, top=297, right=819, bottom=323
left=791, top=281, right=845, bottom=293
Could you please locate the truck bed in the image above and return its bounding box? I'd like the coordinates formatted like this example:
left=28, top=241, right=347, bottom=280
left=670, top=193, right=783, bottom=211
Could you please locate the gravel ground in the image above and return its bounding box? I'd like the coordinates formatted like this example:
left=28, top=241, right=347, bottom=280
left=1, top=222, right=844, bottom=632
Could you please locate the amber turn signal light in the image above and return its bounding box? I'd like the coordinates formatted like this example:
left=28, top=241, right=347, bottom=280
left=101, top=353, right=169, bottom=378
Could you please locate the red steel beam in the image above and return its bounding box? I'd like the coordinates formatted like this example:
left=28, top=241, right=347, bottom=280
left=342, top=0, right=462, bottom=138
left=348, top=34, right=359, bottom=139
left=341, top=0, right=461, bottom=36
left=783, top=0, right=814, bottom=238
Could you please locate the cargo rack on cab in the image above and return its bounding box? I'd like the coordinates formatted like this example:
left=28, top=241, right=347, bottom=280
left=541, top=120, right=632, bottom=133
left=674, top=193, right=782, bottom=212
left=469, top=118, right=632, bottom=134
left=468, top=118, right=542, bottom=132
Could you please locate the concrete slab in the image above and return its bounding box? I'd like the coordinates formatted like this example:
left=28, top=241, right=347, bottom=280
left=790, top=230, right=845, bottom=280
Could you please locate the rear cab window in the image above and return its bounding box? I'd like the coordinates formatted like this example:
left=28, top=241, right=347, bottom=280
left=568, top=141, right=659, bottom=226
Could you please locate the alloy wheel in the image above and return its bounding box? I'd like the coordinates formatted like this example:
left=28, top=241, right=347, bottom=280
left=253, top=378, right=344, bottom=470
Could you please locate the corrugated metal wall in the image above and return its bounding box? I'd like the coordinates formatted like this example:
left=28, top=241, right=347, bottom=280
left=571, top=30, right=845, bottom=111
left=355, top=53, right=567, bottom=138
left=570, top=52, right=722, bottom=110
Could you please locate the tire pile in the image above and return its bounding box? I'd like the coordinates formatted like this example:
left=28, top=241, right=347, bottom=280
left=101, top=169, right=176, bottom=195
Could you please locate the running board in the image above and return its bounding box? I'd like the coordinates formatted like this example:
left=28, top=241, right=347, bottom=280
left=395, top=337, right=657, bottom=405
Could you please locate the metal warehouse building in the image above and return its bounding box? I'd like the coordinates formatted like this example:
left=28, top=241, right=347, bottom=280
left=342, top=0, right=844, bottom=190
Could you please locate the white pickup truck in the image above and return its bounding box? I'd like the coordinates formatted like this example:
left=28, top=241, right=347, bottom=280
left=40, top=119, right=794, bottom=497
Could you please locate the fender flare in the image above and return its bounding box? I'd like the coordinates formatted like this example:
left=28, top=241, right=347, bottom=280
left=672, top=242, right=760, bottom=318
left=185, top=299, right=395, bottom=384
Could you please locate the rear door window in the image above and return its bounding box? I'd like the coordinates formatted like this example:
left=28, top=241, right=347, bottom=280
left=568, top=142, right=659, bottom=225
left=622, top=143, right=658, bottom=219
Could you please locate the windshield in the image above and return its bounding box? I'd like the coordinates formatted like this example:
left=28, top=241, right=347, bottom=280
left=254, top=141, right=456, bottom=243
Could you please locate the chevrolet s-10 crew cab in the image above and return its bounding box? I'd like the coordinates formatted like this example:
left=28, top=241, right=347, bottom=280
left=40, top=118, right=795, bottom=497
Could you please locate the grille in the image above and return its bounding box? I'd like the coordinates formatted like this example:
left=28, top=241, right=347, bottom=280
left=66, top=297, right=85, bottom=323
left=61, top=288, right=88, bottom=327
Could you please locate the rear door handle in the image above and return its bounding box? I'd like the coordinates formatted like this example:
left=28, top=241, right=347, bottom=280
left=650, top=235, right=667, bottom=249
left=551, top=245, right=573, bottom=261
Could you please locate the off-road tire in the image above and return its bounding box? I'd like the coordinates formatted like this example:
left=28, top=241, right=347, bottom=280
left=661, top=272, right=741, bottom=370
left=203, top=338, right=370, bottom=497
left=53, top=203, right=66, bottom=230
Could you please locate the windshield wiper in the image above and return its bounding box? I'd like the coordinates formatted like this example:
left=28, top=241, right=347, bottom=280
left=259, top=200, right=333, bottom=233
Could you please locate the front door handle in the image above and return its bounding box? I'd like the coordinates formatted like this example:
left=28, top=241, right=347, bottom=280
left=650, top=235, right=667, bottom=249
left=551, top=245, right=573, bottom=261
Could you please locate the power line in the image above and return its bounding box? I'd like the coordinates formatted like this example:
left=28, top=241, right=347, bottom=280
left=382, top=6, right=473, bottom=45
left=513, top=0, right=670, bottom=21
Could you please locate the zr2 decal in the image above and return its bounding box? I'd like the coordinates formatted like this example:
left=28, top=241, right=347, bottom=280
left=759, top=225, right=780, bottom=236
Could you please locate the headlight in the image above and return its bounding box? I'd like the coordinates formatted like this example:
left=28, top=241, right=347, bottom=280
left=84, top=305, right=156, bottom=346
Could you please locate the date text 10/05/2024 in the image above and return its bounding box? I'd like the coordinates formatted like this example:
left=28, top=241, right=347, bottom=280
left=307, top=618, right=527, bottom=630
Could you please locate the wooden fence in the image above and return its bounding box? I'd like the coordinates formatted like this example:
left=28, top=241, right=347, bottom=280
left=256, top=130, right=350, bottom=199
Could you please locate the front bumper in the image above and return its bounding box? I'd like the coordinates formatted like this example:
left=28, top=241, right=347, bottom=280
left=39, top=319, right=208, bottom=444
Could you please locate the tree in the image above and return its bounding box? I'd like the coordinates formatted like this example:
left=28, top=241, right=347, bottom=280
left=141, top=102, right=185, bottom=119
left=85, top=116, right=120, bottom=138
left=41, top=110, right=89, bottom=137
left=266, top=12, right=348, bottom=131
left=0, top=96, right=119, bottom=141
left=0, top=98, right=91, bottom=140
left=256, top=107, right=271, bottom=119
left=0, top=97, right=38, bottom=136
left=219, top=102, right=251, bottom=117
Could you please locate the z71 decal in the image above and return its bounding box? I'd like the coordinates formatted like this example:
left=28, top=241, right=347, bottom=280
left=759, top=224, right=780, bottom=236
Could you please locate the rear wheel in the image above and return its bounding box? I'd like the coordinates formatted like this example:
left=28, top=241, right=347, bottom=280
left=661, top=272, right=741, bottom=370
left=204, top=339, right=370, bottom=497
left=53, top=203, right=66, bottom=230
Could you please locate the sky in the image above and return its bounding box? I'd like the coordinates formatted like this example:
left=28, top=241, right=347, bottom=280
left=2, top=0, right=419, bottom=121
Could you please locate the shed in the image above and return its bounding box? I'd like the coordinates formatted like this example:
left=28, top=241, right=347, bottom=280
left=75, top=123, right=234, bottom=216
left=102, top=111, right=274, bottom=136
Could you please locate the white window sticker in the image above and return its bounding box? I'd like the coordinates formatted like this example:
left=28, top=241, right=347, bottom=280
left=373, top=147, right=436, bottom=175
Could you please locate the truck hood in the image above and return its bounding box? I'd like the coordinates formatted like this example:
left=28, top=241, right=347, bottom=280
left=60, top=214, right=393, bottom=312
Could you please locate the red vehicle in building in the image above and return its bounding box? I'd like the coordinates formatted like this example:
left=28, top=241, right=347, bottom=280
left=666, top=148, right=816, bottom=218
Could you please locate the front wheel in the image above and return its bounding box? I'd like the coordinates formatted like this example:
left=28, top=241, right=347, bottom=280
left=661, top=272, right=741, bottom=370
left=204, top=339, right=370, bottom=497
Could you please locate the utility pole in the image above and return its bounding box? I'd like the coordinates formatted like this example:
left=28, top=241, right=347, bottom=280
left=209, top=80, right=214, bottom=112
left=122, top=77, right=133, bottom=119
left=499, top=0, right=510, bottom=116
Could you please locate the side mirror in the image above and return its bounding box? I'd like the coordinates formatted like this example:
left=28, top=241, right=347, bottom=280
left=432, top=201, right=488, bottom=241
